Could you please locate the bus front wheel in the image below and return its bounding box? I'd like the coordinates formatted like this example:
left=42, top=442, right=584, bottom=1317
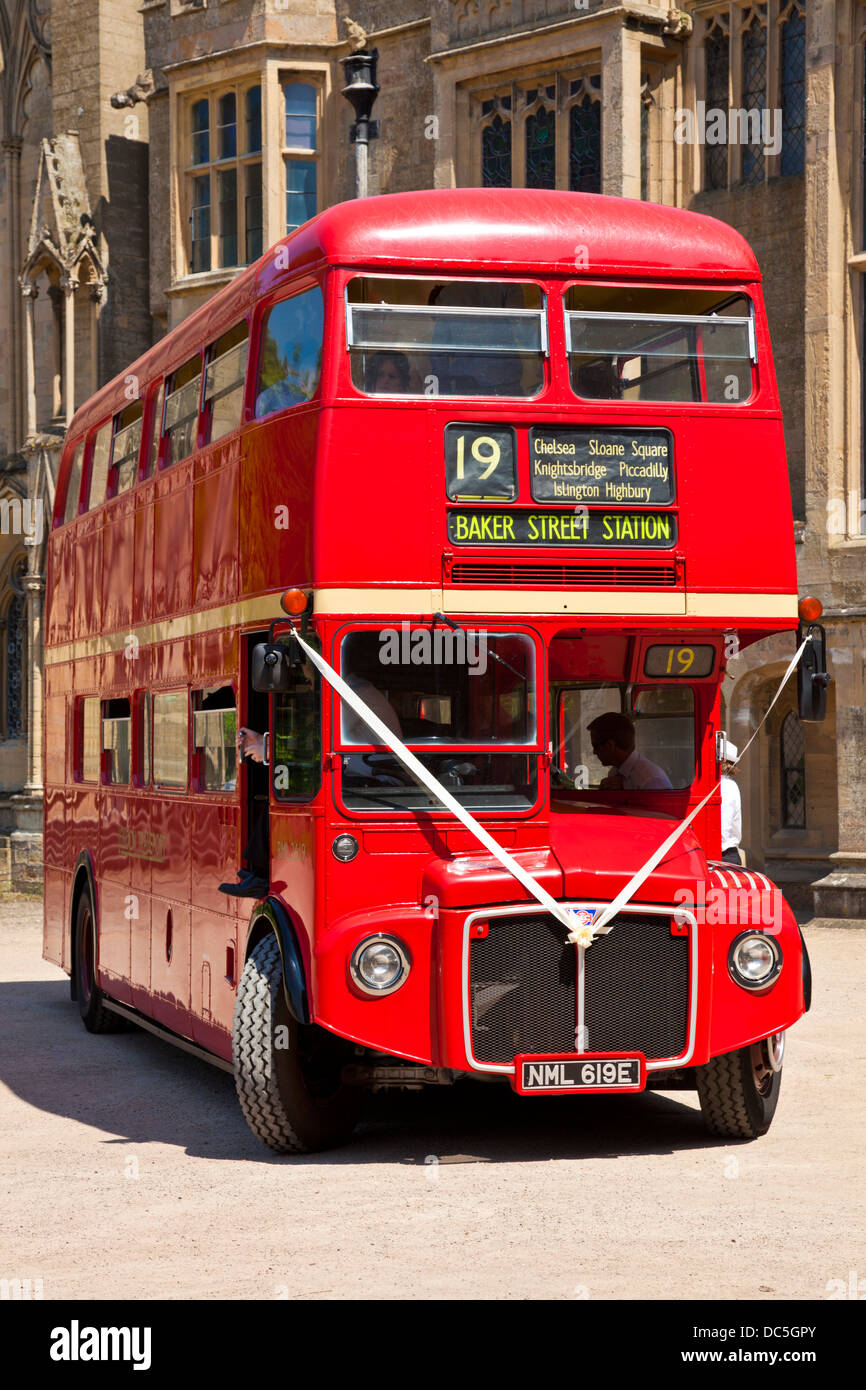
left=233, top=934, right=361, bottom=1154
left=74, top=888, right=123, bottom=1034
left=695, top=1034, right=784, bottom=1138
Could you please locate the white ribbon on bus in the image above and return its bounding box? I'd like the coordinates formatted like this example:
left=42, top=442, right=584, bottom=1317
left=290, top=628, right=809, bottom=946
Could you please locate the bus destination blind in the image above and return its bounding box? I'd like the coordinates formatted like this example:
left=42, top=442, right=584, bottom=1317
left=529, top=426, right=674, bottom=505
left=447, top=509, right=677, bottom=548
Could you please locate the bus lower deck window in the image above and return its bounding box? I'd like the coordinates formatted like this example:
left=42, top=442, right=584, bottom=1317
left=152, top=691, right=189, bottom=788
left=346, top=277, right=547, bottom=399
left=102, top=699, right=132, bottom=784
left=193, top=686, right=237, bottom=791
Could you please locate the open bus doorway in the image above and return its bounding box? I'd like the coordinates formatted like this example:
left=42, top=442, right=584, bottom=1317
left=219, top=631, right=270, bottom=897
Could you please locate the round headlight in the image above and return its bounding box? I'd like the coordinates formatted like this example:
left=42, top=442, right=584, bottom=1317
left=332, top=833, right=359, bottom=862
left=350, top=936, right=410, bottom=996
left=728, top=932, right=782, bottom=990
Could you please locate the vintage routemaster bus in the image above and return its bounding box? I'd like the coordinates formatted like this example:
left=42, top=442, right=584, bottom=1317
left=44, top=188, right=816, bottom=1153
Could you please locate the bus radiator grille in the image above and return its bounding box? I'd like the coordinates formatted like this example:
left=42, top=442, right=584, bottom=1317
left=468, top=913, right=689, bottom=1066
left=469, top=916, right=575, bottom=1066
left=584, top=913, right=689, bottom=1060
left=449, top=562, right=678, bottom=588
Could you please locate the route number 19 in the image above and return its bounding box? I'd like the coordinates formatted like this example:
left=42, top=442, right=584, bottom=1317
left=444, top=424, right=517, bottom=502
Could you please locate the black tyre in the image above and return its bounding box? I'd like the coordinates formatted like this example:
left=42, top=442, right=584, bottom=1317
left=695, top=1033, right=785, bottom=1138
left=233, top=935, right=361, bottom=1154
left=74, top=887, right=123, bottom=1034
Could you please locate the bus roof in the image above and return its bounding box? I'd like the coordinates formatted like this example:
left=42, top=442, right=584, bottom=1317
left=66, top=189, right=760, bottom=443
left=281, top=188, right=761, bottom=281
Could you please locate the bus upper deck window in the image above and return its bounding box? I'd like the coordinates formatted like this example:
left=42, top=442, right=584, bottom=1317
left=110, top=401, right=144, bottom=496
left=255, top=285, right=323, bottom=418
left=346, top=278, right=547, bottom=399
left=163, top=354, right=202, bottom=465
left=63, top=442, right=85, bottom=525
left=204, top=322, right=249, bottom=443
left=86, top=423, right=112, bottom=510
left=565, top=286, right=755, bottom=405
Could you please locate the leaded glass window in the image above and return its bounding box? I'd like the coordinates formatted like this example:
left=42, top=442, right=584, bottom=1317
left=569, top=95, right=601, bottom=193
left=5, top=593, right=25, bottom=739
left=741, top=15, right=767, bottom=185
left=482, top=115, right=512, bottom=187
left=526, top=103, right=555, bottom=189
left=705, top=24, right=730, bottom=190
left=781, top=710, right=805, bottom=827
left=780, top=3, right=806, bottom=175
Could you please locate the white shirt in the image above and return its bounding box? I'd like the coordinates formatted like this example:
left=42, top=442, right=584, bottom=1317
left=721, top=775, right=742, bottom=850
left=617, top=749, right=673, bottom=791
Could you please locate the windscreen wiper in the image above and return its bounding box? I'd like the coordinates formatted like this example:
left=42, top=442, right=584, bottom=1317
left=432, top=612, right=525, bottom=682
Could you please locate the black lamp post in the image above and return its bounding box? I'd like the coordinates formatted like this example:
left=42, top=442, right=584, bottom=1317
left=340, top=48, right=380, bottom=199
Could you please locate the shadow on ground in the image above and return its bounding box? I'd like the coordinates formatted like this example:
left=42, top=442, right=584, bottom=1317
left=3, top=976, right=732, bottom=1167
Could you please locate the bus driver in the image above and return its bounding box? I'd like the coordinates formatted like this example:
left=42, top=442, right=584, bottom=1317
left=587, top=711, right=673, bottom=792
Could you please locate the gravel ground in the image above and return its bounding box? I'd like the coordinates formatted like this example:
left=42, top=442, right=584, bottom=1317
left=1, top=897, right=863, bottom=1301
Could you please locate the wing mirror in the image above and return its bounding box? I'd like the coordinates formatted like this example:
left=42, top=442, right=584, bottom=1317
left=797, top=622, right=831, bottom=722
left=251, top=622, right=306, bottom=693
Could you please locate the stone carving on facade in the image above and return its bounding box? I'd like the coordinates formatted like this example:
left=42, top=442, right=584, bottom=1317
left=110, top=69, right=156, bottom=110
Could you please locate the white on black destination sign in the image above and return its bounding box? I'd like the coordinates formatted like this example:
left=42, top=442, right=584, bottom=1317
left=530, top=426, right=674, bottom=505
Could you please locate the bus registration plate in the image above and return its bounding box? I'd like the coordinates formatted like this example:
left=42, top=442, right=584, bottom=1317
left=514, top=1053, right=646, bottom=1095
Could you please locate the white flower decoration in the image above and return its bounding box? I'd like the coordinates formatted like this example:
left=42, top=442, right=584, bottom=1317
left=568, top=924, right=597, bottom=948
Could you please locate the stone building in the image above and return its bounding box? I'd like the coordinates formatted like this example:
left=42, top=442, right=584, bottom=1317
left=0, top=0, right=863, bottom=914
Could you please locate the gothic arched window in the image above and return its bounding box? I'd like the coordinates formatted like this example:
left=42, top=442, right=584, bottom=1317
left=2, top=556, right=28, bottom=740
left=781, top=709, right=805, bottom=827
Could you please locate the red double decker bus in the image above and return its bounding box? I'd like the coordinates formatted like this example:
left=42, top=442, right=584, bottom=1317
left=44, top=189, right=815, bottom=1153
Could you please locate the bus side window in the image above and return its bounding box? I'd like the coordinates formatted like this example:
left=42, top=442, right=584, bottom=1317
left=272, top=645, right=321, bottom=800
left=102, top=698, right=131, bottom=783
left=63, top=442, right=85, bottom=525
left=192, top=685, right=237, bottom=791
left=203, top=323, right=249, bottom=444
left=77, top=698, right=100, bottom=782
left=152, top=690, right=189, bottom=789
left=110, top=401, right=144, bottom=496
left=138, top=691, right=152, bottom=786
left=163, top=355, right=202, bottom=466
left=146, top=383, right=165, bottom=477
left=86, top=422, right=112, bottom=511
left=255, top=285, right=323, bottom=418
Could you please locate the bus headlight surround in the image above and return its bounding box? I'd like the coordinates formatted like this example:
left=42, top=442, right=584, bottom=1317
left=728, top=932, right=782, bottom=991
left=350, top=935, right=410, bottom=996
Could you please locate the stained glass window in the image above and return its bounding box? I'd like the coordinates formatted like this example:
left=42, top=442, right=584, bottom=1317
left=526, top=104, right=555, bottom=188
left=705, top=25, right=730, bottom=189
left=482, top=114, right=512, bottom=187
left=5, top=593, right=25, bottom=739
left=568, top=96, right=601, bottom=193
left=780, top=3, right=806, bottom=175
left=781, top=710, right=805, bottom=827
left=741, top=16, right=767, bottom=185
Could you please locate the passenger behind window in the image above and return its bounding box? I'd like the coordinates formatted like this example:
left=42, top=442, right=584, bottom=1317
left=364, top=351, right=410, bottom=394
left=428, top=282, right=526, bottom=397
left=255, top=285, right=323, bottom=418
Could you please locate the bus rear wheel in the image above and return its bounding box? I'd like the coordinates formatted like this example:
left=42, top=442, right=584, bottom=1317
left=695, top=1033, right=784, bottom=1138
left=233, top=934, right=361, bottom=1154
left=74, top=888, right=123, bottom=1034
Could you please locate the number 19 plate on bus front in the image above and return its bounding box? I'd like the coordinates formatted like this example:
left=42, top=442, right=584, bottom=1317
left=513, top=1052, right=647, bottom=1095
